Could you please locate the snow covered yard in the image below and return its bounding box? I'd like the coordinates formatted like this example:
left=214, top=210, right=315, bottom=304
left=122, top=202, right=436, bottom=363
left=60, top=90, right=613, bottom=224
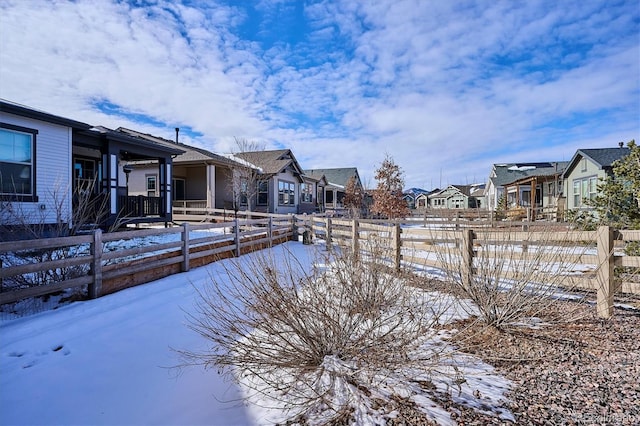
left=0, top=241, right=515, bottom=425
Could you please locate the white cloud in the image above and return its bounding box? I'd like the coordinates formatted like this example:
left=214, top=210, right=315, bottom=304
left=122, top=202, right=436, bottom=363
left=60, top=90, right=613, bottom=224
left=1, top=0, right=637, bottom=188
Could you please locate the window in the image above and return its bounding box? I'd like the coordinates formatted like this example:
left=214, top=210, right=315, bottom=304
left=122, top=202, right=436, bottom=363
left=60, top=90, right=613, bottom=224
left=580, top=158, right=587, bottom=172
left=146, top=175, right=157, bottom=197
left=326, top=190, right=334, bottom=205
left=278, top=180, right=295, bottom=205
left=257, top=180, right=268, bottom=206
left=300, top=182, right=313, bottom=203
left=573, top=176, right=598, bottom=207
left=239, top=178, right=248, bottom=205
left=74, top=158, right=98, bottom=194
left=0, top=124, right=37, bottom=200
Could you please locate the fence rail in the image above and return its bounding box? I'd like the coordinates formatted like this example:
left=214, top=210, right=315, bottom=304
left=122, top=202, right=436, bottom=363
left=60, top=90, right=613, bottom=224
left=303, top=216, right=640, bottom=318
left=0, top=216, right=295, bottom=305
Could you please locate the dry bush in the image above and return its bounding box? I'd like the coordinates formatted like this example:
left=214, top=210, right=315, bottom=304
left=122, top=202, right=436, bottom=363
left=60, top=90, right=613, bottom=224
left=178, top=240, right=457, bottom=424
left=1, top=178, right=123, bottom=291
left=429, top=226, right=592, bottom=329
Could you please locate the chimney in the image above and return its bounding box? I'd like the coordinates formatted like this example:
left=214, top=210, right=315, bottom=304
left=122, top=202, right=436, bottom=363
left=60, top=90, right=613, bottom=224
left=619, top=141, right=624, bottom=148
left=175, top=127, right=180, bottom=144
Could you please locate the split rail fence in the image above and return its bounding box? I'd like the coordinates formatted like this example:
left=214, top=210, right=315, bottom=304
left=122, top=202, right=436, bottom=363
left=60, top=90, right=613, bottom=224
left=301, top=216, right=640, bottom=318
left=2, top=212, right=639, bottom=319
left=0, top=216, right=294, bottom=306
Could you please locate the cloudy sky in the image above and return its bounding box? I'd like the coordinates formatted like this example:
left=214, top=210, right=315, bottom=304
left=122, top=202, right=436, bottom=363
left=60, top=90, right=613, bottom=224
left=1, top=0, right=638, bottom=188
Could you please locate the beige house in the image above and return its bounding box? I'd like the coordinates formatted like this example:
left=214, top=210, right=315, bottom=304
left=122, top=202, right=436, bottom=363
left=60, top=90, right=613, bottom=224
left=117, top=128, right=240, bottom=211
left=428, top=185, right=481, bottom=209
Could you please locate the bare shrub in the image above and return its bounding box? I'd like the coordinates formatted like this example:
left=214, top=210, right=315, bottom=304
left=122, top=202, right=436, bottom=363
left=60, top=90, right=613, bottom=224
left=1, top=177, right=124, bottom=291
left=430, top=226, right=592, bottom=329
left=178, top=240, right=462, bottom=424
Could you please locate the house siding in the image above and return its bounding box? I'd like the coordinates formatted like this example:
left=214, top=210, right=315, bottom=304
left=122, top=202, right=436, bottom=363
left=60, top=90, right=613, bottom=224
left=1, top=112, right=72, bottom=226
left=565, top=158, right=607, bottom=210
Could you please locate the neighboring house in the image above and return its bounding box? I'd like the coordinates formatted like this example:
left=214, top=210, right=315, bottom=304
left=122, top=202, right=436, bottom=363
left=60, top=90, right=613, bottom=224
left=428, top=185, right=481, bottom=209
left=304, top=167, right=363, bottom=215
left=116, top=127, right=240, bottom=211
left=403, top=188, right=429, bottom=209
left=485, top=162, right=566, bottom=213
left=1, top=100, right=183, bottom=234
left=415, top=188, right=440, bottom=209
left=562, top=145, right=630, bottom=211
left=234, top=149, right=305, bottom=214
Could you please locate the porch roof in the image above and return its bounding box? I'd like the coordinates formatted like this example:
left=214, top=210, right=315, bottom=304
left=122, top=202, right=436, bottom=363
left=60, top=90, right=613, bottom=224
left=75, top=126, right=184, bottom=160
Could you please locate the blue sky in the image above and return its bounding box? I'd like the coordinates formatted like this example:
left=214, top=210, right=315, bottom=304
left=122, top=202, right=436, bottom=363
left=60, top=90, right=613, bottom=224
left=1, top=0, right=638, bottom=188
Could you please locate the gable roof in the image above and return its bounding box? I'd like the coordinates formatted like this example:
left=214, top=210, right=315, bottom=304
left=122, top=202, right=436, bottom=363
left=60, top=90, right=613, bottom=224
left=563, top=147, right=630, bottom=177
left=235, top=149, right=304, bottom=177
left=1, top=99, right=92, bottom=130
left=429, top=185, right=467, bottom=198
left=490, top=162, right=567, bottom=187
left=117, top=127, right=236, bottom=166
left=304, top=167, right=361, bottom=188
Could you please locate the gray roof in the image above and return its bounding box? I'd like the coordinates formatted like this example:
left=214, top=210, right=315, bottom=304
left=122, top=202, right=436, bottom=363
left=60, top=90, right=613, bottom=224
left=117, top=127, right=236, bottom=166
left=563, top=147, right=630, bottom=178
left=304, top=167, right=361, bottom=188
left=236, top=149, right=304, bottom=176
left=490, top=162, right=567, bottom=187
left=1, top=99, right=92, bottom=130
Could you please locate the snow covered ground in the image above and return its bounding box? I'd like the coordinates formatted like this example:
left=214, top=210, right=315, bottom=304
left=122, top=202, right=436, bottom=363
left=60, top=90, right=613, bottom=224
left=0, top=241, right=513, bottom=425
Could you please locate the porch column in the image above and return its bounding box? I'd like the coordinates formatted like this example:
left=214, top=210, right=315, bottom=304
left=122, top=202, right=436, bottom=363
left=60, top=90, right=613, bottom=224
left=206, top=164, right=216, bottom=209
left=159, top=160, right=172, bottom=216
left=104, top=153, right=118, bottom=215
left=530, top=178, right=537, bottom=220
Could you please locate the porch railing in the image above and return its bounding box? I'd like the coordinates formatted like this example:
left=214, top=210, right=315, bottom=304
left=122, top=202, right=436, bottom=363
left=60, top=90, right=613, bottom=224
left=118, top=195, right=163, bottom=217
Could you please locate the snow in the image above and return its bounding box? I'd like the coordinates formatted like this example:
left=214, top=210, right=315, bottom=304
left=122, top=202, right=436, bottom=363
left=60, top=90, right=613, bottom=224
left=0, top=241, right=514, bottom=425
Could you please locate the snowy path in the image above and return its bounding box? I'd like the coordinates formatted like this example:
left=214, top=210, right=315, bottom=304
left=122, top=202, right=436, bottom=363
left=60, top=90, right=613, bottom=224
left=0, top=255, right=255, bottom=425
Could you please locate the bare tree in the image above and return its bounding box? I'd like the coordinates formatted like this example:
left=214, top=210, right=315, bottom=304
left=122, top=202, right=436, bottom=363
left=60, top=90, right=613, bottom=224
left=227, top=137, right=265, bottom=215
left=342, top=176, right=364, bottom=218
left=372, top=155, right=409, bottom=219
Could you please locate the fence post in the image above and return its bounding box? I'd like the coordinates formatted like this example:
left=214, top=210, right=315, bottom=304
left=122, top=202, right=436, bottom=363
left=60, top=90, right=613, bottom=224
left=393, top=221, right=401, bottom=272
left=89, top=229, right=103, bottom=299
left=596, top=225, right=615, bottom=318
left=352, top=219, right=359, bottom=258
left=268, top=216, right=273, bottom=248
left=182, top=222, right=190, bottom=272
left=461, top=229, right=474, bottom=289
left=290, top=215, right=296, bottom=241
left=234, top=219, right=241, bottom=257
left=326, top=217, right=332, bottom=251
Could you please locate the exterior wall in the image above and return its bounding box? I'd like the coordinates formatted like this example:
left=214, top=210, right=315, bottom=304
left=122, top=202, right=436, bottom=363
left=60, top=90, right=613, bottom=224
left=127, top=164, right=159, bottom=196
left=430, top=187, right=468, bottom=209
left=1, top=112, right=72, bottom=227
left=565, top=158, right=606, bottom=210
left=298, top=179, right=318, bottom=214
left=273, top=169, right=299, bottom=214
left=214, top=166, right=233, bottom=209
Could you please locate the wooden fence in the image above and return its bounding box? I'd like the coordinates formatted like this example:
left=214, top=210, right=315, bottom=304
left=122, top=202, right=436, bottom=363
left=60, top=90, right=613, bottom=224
left=303, top=216, right=640, bottom=318
left=2, top=212, right=639, bottom=319
left=0, top=216, right=295, bottom=305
